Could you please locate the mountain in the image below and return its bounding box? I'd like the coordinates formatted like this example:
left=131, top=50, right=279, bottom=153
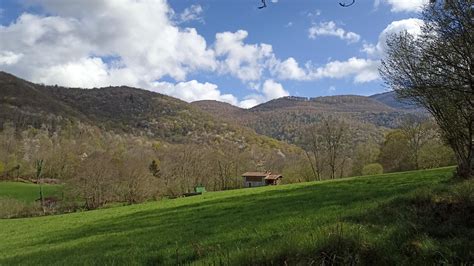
left=1, top=71, right=426, bottom=149
left=369, top=91, right=421, bottom=110
left=192, top=94, right=426, bottom=144
left=0, top=72, right=298, bottom=152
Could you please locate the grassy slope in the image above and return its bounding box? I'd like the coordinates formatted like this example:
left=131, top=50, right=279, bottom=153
left=0, top=182, right=62, bottom=202
left=0, top=167, right=472, bottom=265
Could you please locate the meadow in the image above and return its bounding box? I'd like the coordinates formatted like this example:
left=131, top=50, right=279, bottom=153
left=0, top=182, right=62, bottom=202
left=0, top=167, right=472, bottom=265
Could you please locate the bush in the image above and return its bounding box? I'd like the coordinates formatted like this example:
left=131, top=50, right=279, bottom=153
left=362, top=163, right=384, bottom=176
left=0, top=198, right=41, bottom=218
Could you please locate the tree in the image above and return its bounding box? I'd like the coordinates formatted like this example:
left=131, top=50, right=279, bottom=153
left=379, top=130, right=413, bottom=172
left=418, top=139, right=456, bottom=168
left=362, top=163, right=383, bottom=176
left=304, top=117, right=351, bottom=180
left=321, top=117, right=351, bottom=179
left=352, top=142, right=380, bottom=176
left=400, top=116, right=434, bottom=169
left=149, top=160, right=161, bottom=178
left=380, top=0, right=473, bottom=178
left=303, top=127, right=326, bottom=181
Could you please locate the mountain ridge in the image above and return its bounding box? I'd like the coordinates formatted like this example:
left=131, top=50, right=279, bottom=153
left=0, top=71, right=300, bottom=153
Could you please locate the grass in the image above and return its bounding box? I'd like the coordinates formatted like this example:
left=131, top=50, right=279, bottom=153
left=0, top=182, right=62, bottom=202
left=0, top=167, right=472, bottom=265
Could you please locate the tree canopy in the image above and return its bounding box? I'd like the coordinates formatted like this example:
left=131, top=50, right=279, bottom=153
left=380, top=0, right=473, bottom=178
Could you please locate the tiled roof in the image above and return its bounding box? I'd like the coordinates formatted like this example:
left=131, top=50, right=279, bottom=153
left=241, top=172, right=268, bottom=177
left=241, top=172, right=283, bottom=179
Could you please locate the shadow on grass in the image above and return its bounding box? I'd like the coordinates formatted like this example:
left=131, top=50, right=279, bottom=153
left=2, top=168, right=457, bottom=265
left=344, top=178, right=474, bottom=265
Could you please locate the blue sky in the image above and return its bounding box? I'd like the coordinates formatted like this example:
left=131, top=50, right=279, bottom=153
left=0, top=0, right=426, bottom=107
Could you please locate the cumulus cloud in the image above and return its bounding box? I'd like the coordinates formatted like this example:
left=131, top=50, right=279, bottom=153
left=270, top=57, right=308, bottom=80
left=375, top=0, right=429, bottom=12
left=362, top=18, right=424, bottom=57
left=271, top=57, right=379, bottom=83
left=310, top=57, right=380, bottom=83
left=152, top=80, right=238, bottom=105
left=238, top=79, right=289, bottom=108
left=214, top=30, right=273, bottom=82
left=308, top=21, right=360, bottom=43
left=0, top=0, right=216, bottom=86
left=262, top=79, right=289, bottom=99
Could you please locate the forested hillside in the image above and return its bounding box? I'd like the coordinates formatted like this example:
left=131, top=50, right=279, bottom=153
left=193, top=94, right=426, bottom=144
left=0, top=72, right=305, bottom=208
left=0, top=71, right=295, bottom=150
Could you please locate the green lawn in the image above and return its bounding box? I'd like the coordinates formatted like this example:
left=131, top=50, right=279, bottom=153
left=0, top=167, right=472, bottom=265
left=0, top=182, right=62, bottom=202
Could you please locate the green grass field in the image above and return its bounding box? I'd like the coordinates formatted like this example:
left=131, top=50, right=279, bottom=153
left=0, top=182, right=62, bottom=202
left=0, top=167, right=472, bottom=265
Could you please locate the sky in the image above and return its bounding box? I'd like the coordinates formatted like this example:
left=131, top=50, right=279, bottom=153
left=0, top=0, right=427, bottom=108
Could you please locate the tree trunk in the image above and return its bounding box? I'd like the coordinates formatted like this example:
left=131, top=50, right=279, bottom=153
left=456, top=144, right=473, bottom=179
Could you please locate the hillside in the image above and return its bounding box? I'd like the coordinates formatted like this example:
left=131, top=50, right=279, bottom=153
left=193, top=94, right=426, bottom=144
left=369, top=91, right=421, bottom=110
left=0, top=167, right=471, bottom=265
left=0, top=72, right=297, bottom=152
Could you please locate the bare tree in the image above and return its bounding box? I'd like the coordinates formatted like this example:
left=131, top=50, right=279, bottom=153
left=380, top=0, right=473, bottom=178
left=304, top=128, right=326, bottom=181
left=320, top=118, right=351, bottom=179
left=304, top=117, right=351, bottom=180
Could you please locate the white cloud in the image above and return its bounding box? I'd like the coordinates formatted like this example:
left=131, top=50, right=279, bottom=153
left=271, top=57, right=379, bottom=83
left=0, top=51, right=23, bottom=65
left=270, top=57, right=307, bottom=80
left=376, top=0, right=429, bottom=12
left=262, top=79, right=289, bottom=99
left=150, top=79, right=287, bottom=109
left=0, top=0, right=216, bottom=87
left=238, top=79, right=289, bottom=108
left=310, top=57, right=380, bottom=83
left=308, top=21, right=360, bottom=43
left=214, top=30, right=273, bottom=81
left=362, top=18, right=424, bottom=57
left=177, top=4, right=204, bottom=24
left=152, top=80, right=238, bottom=105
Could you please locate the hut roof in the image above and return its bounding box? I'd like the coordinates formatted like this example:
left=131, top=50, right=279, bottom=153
left=241, top=172, right=283, bottom=179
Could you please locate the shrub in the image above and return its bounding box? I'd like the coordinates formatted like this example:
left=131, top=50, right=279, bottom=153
left=0, top=198, right=41, bottom=218
left=362, top=163, right=384, bottom=176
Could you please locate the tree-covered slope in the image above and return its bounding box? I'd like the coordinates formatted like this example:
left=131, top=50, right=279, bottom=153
left=0, top=71, right=298, bottom=152
left=193, top=95, right=426, bottom=144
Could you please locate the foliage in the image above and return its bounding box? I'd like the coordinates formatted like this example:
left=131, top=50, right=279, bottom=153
left=380, top=0, right=474, bottom=178
left=362, top=163, right=384, bottom=176
left=0, top=168, right=471, bottom=264
left=352, top=142, right=380, bottom=175
left=418, top=140, right=456, bottom=169
left=0, top=198, right=42, bottom=219
left=379, top=130, right=415, bottom=172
